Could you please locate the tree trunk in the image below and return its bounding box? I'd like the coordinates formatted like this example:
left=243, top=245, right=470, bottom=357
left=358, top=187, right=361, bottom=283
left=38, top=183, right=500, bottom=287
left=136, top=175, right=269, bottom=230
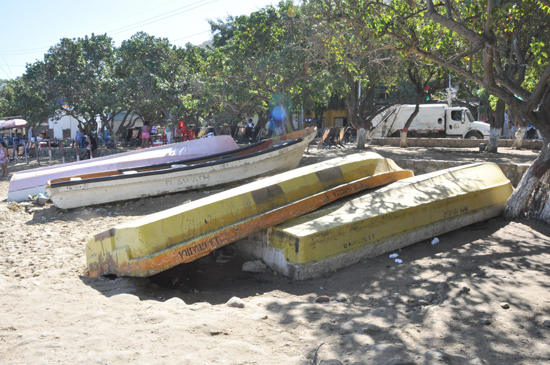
left=503, top=141, right=550, bottom=219
left=356, top=128, right=367, bottom=149
left=399, top=129, right=408, bottom=148
left=540, top=176, right=550, bottom=223
left=511, top=126, right=526, bottom=149
left=529, top=171, right=550, bottom=222
left=510, top=108, right=527, bottom=149
left=487, top=128, right=501, bottom=153
left=487, top=99, right=505, bottom=153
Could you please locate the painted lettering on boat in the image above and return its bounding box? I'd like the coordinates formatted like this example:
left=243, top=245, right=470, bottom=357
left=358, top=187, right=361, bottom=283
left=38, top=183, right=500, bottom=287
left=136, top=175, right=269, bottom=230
left=176, top=235, right=226, bottom=261
left=209, top=235, right=224, bottom=248
left=334, top=185, right=357, bottom=198
left=165, top=175, right=210, bottom=187
left=343, top=234, right=375, bottom=249
left=64, top=184, right=86, bottom=191
left=343, top=241, right=357, bottom=249
left=443, top=204, right=469, bottom=218
left=177, top=242, right=209, bottom=259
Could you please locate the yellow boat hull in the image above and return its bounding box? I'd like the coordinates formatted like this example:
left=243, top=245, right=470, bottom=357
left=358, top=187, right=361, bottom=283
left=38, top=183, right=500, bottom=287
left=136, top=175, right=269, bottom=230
left=86, top=152, right=413, bottom=277
left=266, top=162, right=513, bottom=280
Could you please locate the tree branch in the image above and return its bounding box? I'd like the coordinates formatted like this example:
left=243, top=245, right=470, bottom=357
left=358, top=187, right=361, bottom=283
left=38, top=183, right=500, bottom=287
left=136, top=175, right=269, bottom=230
left=426, top=0, right=486, bottom=45
left=524, top=63, right=550, bottom=117
left=399, top=43, right=482, bottom=85
left=444, top=0, right=452, bottom=18
left=484, top=0, right=493, bottom=34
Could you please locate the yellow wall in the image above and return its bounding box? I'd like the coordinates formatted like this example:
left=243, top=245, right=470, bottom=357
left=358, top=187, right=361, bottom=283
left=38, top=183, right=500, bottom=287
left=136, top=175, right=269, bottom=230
left=303, top=109, right=348, bottom=128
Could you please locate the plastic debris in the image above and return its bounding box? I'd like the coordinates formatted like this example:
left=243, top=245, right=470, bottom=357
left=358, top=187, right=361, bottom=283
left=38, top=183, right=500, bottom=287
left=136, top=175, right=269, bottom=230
left=31, top=193, right=49, bottom=205
left=389, top=253, right=399, bottom=259
left=431, top=237, right=439, bottom=245
left=395, top=259, right=403, bottom=264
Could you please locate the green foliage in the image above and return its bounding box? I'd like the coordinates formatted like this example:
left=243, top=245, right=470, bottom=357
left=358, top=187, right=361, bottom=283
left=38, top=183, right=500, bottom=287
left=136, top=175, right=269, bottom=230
left=200, top=1, right=316, bottom=126
left=116, top=32, right=180, bottom=126
left=9, top=0, right=548, bottom=139
left=0, top=79, right=16, bottom=117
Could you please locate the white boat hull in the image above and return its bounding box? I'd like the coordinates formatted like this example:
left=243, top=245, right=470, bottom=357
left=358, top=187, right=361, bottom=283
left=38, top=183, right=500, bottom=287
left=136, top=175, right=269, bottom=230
left=8, top=136, right=239, bottom=202
left=47, top=131, right=316, bottom=209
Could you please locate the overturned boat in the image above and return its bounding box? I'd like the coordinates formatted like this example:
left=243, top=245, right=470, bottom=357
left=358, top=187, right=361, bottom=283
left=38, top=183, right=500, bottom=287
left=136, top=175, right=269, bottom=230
left=8, top=136, right=240, bottom=202
left=85, top=152, right=412, bottom=277
left=47, top=128, right=317, bottom=209
left=261, top=162, right=513, bottom=280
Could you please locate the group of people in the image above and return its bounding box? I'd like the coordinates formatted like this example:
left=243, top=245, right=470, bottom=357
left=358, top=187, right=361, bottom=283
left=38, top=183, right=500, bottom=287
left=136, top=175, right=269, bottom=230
left=219, top=118, right=277, bottom=141
left=0, top=117, right=279, bottom=179
left=144, top=123, right=167, bottom=148
left=216, top=119, right=260, bottom=141
left=70, top=118, right=277, bottom=153
left=0, top=117, right=280, bottom=179
left=140, top=123, right=168, bottom=148
left=215, top=118, right=279, bottom=141
left=137, top=117, right=283, bottom=147
left=141, top=121, right=196, bottom=148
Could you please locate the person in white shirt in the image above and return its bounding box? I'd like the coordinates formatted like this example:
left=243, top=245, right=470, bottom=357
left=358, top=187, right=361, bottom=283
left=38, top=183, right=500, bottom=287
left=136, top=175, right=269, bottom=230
left=244, top=118, right=254, bottom=141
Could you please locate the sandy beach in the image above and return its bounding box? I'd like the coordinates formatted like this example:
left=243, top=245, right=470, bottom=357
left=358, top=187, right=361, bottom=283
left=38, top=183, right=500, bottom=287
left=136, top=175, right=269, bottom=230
left=1, top=145, right=549, bottom=364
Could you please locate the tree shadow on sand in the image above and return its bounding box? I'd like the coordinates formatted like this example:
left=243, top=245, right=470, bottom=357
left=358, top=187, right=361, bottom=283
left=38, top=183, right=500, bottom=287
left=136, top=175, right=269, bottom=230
left=81, top=217, right=550, bottom=365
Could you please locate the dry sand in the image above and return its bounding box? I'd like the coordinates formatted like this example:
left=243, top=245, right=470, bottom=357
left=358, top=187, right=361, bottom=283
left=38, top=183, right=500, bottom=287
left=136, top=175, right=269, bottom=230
left=1, top=145, right=549, bottom=364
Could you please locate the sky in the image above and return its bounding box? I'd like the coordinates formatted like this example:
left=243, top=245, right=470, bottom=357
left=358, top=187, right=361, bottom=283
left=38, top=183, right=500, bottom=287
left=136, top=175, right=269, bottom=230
left=0, top=0, right=277, bottom=80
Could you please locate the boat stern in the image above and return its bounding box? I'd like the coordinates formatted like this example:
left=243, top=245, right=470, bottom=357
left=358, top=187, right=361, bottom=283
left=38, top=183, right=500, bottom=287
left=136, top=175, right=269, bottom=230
left=85, top=227, right=148, bottom=277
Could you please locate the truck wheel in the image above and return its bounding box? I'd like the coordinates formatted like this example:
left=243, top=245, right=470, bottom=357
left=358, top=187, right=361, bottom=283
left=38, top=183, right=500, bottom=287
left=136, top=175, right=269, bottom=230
left=465, top=132, right=484, bottom=139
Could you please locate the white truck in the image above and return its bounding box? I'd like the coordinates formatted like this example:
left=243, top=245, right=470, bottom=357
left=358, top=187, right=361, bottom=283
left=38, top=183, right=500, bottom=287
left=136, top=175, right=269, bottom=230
left=370, top=104, right=490, bottom=139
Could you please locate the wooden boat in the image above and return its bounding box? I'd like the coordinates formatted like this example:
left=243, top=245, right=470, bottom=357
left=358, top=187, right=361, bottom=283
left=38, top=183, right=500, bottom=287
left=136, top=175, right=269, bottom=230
left=47, top=128, right=317, bottom=209
left=7, top=136, right=240, bottom=202
left=85, top=152, right=412, bottom=277
left=264, top=162, right=513, bottom=280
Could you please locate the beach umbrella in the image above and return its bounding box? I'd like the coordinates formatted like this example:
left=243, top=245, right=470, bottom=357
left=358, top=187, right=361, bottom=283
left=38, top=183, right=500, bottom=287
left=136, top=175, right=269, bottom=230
left=0, top=119, right=27, bottom=130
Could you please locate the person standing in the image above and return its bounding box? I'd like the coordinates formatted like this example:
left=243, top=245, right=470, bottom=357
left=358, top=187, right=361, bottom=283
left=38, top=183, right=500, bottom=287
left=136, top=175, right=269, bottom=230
left=220, top=123, right=232, bottom=135
left=165, top=124, right=173, bottom=144
left=0, top=141, right=9, bottom=177
left=176, top=120, right=190, bottom=141
left=141, top=123, right=150, bottom=148
left=150, top=124, right=158, bottom=146
left=266, top=118, right=275, bottom=138
left=343, top=127, right=352, bottom=144
left=103, top=128, right=112, bottom=147
left=75, top=129, right=83, bottom=148
left=244, top=118, right=254, bottom=141
left=82, top=133, right=98, bottom=159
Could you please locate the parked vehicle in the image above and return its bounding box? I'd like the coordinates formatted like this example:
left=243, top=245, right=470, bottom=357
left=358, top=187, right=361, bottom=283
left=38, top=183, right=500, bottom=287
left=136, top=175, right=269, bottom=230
left=370, top=104, right=490, bottom=139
